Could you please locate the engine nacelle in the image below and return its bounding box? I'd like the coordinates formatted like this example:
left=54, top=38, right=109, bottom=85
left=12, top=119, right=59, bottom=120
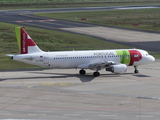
left=106, top=64, right=127, bottom=73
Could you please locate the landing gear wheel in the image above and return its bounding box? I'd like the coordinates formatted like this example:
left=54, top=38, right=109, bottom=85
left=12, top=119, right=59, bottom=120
left=134, top=70, right=139, bottom=73
left=79, top=69, right=86, bottom=75
left=134, top=66, right=139, bottom=73
left=93, top=72, right=100, bottom=77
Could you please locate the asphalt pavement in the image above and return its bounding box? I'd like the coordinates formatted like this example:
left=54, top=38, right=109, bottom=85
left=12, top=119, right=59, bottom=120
left=0, top=59, right=160, bottom=119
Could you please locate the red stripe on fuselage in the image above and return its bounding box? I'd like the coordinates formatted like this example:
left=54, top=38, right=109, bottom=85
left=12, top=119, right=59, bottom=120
left=129, top=50, right=142, bottom=66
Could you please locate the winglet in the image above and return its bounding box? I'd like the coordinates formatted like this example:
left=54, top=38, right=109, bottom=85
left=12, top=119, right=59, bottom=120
left=15, top=27, right=43, bottom=54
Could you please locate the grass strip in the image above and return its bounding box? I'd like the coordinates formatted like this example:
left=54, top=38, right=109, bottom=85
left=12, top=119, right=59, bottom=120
left=0, top=1, right=160, bottom=10
left=36, top=8, right=160, bottom=32
left=0, top=0, right=160, bottom=4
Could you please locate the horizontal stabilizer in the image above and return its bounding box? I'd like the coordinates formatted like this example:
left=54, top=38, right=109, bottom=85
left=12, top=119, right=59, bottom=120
left=6, top=54, right=14, bottom=57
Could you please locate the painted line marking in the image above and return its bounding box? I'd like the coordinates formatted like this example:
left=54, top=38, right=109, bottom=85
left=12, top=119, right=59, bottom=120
left=119, top=96, right=131, bottom=105
left=135, top=115, right=153, bottom=117
left=99, top=115, right=117, bottom=117
left=14, top=20, right=59, bottom=30
left=39, top=111, right=54, bottom=113
left=42, top=83, right=56, bottom=85
left=42, top=83, right=72, bottom=86
left=16, top=19, right=56, bottom=22
left=63, top=114, right=81, bottom=117
left=28, top=114, right=46, bottom=115
left=58, top=83, right=72, bottom=86
left=0, top=113, right=12, bottom=115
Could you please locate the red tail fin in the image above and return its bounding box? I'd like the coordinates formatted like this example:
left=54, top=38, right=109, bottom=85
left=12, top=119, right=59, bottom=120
left=15, top=27, right=42, bottom=54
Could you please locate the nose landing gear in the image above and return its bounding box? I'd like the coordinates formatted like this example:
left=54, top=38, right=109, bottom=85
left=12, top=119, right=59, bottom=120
left=134, top=66, right=139, bottom=73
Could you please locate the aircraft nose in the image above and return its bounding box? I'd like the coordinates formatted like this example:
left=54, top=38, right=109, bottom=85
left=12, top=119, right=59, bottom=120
left=150, top=56, right=155, bottom=62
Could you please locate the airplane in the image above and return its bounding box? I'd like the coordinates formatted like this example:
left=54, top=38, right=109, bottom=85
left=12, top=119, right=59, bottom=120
left=7, top=27, right=155, bottom=77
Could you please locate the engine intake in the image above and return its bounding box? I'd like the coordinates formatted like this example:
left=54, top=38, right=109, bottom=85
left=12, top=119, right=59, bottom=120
left=106, top=64, right=127, bottom=73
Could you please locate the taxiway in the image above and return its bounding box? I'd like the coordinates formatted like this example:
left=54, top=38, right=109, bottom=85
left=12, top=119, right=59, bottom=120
left=0, top=59, right=160, bottom=119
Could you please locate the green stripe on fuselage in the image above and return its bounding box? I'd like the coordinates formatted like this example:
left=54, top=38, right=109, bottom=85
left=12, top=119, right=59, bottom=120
left=116, top=50, right=130, bottom=64
left=15, top=27, right=21, bottom=52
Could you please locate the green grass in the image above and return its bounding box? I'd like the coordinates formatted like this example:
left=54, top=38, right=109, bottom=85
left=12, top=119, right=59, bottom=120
left=0, top=0, right=160, bottom=10
left=0, top=22, right=130, bottom=53
left=37, top=8, right=160, bottom=32
left=0, top=0, right=159, bottom=4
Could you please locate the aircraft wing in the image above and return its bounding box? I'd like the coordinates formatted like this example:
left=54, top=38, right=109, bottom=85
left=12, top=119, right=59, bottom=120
left=77, top=61, right=117, bottom=70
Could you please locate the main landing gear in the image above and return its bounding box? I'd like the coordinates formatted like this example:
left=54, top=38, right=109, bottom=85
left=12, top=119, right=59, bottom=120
left=79, top=69, right=100, bottom=77
left=79, top=69, right=86, bottom=75
left=134, top=66, right=139, bottom=73
left=93, top=72, right=100, bottom=77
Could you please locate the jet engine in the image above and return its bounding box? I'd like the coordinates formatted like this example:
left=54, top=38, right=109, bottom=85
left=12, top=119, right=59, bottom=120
left=106, top=64, right=127, bottom=73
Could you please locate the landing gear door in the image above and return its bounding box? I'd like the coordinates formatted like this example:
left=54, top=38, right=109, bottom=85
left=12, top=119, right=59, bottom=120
left=43, top=54, right=49, bottom=64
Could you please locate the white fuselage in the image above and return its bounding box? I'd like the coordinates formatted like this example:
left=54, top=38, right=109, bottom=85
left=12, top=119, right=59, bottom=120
left=12, top=49, right=155, bottom=69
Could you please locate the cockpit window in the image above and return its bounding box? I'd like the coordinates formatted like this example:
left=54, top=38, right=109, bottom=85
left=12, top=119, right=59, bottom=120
left=145, top=52, right=149, bottom=56
left=134, top=55, right=139, bottom=57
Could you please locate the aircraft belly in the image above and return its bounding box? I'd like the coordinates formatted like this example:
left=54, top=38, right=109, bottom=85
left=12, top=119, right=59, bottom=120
left=133, top=60, right=146, bottom=66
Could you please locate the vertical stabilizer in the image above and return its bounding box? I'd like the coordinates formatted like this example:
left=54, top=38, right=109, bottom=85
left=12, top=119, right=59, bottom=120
left=15, top=27, right=43, bottom=54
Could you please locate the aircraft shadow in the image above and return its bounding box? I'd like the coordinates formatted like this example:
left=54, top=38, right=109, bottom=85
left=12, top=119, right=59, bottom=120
left=29, top=72, right=96, bottom=82
left=0, top=70, right=95, bottom=83
left=0, top=69, right=148, bottom=83
left=28, top=71, right=139, bottom=82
